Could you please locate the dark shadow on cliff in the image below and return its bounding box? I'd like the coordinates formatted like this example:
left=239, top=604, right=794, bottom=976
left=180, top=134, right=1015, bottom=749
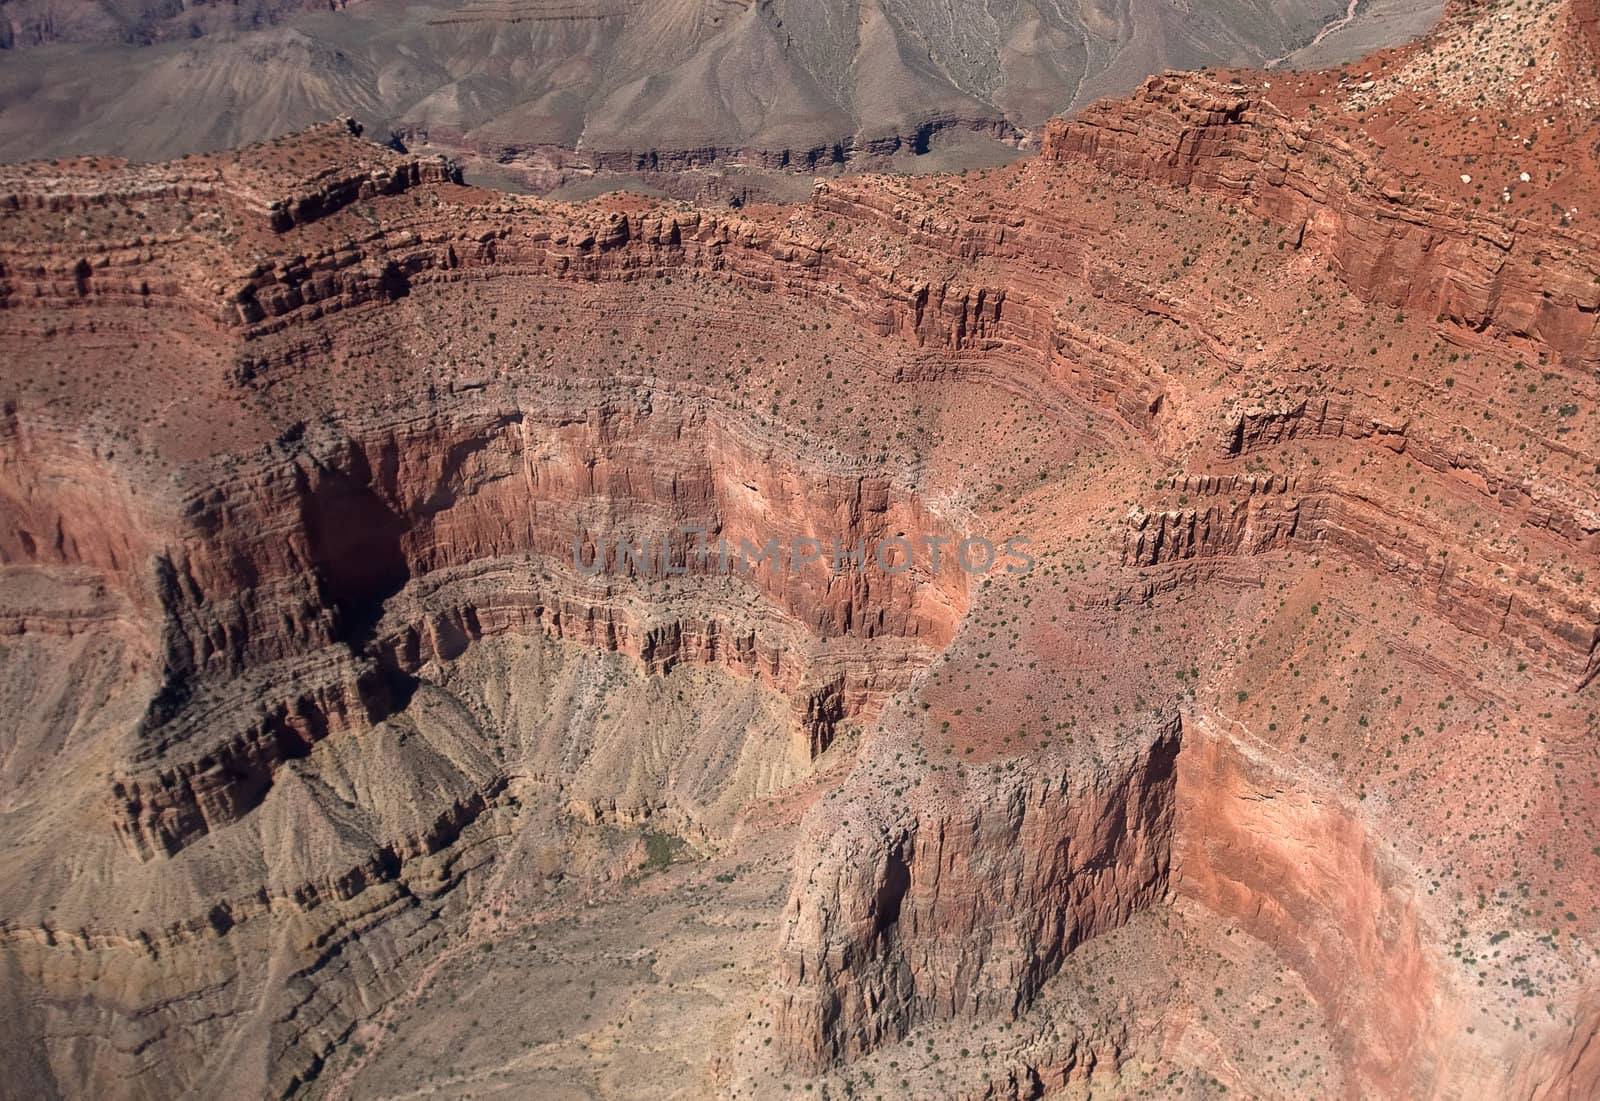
left=300, top=451, right=411, bottom=648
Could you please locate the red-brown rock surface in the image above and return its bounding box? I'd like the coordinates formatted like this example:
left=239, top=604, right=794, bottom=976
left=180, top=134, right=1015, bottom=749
left=1, top=3, right=1599, bottom=1099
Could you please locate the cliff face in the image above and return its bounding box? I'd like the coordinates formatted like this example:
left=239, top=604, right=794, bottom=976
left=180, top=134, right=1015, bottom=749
left=772, top=712, right=1181, bottom=1067
left=1124, top=469, right=1600, bottom=690
left=1172, top=720, right=1437, bottom=1099
left=40, top=397, right=968, bottom=860
left=3, top=5, right=1600, bottom=1097
left=1041, top=63, right=1600, bottom=373
left=762, top=705, right=1600, bottom=1101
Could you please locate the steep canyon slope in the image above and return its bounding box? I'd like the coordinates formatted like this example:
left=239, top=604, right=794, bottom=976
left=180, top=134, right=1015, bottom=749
left=1, top=0, right=1599, bottom=1098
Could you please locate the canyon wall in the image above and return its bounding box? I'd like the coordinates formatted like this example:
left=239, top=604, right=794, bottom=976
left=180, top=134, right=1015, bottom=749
left=1173, top=721, right=1438, bottom=1098
left=1041, top=74, right=1600, bottom=373
left=75, top=399, right=969, bottom=860
left=771, top=711, right=1182, bottom=1067
left=1124, top=470, right=1600, bottom=689
left=2, top=23, right=1599, bottom=1092
left=767, top=711, right=1595, bottom=1101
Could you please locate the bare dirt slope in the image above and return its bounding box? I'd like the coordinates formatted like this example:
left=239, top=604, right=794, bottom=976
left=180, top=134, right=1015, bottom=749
left=0, top=0, right=1442, bottom=192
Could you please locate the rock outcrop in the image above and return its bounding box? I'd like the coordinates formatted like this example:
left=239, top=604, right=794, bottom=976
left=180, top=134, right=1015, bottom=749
left=772, top=711, right=1182, bottom=1067
left=1041, top=70, right=1600, bottom=372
